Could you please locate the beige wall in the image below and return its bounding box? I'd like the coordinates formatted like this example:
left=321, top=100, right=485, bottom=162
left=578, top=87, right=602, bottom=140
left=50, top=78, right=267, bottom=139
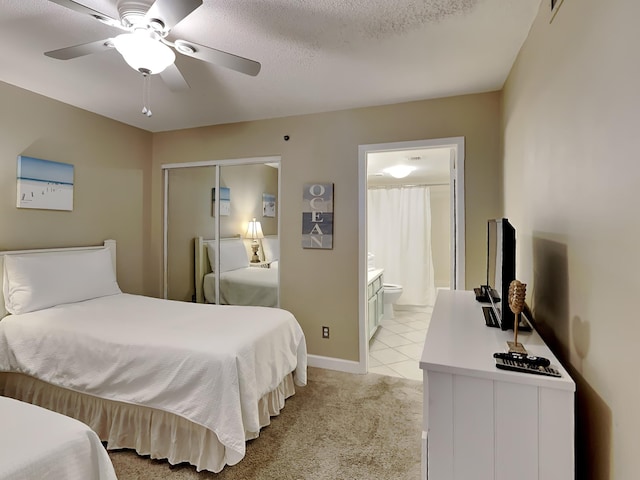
left=5, top=1, right=634, bottom=470
left=430, top=185, right=451, bottom=288
left=502, top=0, right=639, bottom=477
left=151, top=93, right=502, bottom=361
left=0, top=80, right=501, bottom=363
left=0, top=81, right=151, bottom=295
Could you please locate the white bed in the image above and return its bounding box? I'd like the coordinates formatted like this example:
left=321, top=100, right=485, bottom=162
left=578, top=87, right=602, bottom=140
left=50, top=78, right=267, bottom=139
left=0, top=241, right=306, bottom=473
left=0, top=395, right=117, bottom=480
left=195, top=236, right=279, bottom=306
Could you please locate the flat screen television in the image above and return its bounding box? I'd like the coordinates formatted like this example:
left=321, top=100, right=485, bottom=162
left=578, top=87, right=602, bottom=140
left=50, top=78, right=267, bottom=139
left=486, top=218, right=516, bottom=330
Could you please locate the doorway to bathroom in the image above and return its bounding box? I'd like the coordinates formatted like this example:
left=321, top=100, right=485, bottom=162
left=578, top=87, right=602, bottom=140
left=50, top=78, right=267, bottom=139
left=357, top=137, right=465, bottom=376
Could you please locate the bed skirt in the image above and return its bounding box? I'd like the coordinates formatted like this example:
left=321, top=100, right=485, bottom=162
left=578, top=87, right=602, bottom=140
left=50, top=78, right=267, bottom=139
left=0, top=371, right=295, bottom=473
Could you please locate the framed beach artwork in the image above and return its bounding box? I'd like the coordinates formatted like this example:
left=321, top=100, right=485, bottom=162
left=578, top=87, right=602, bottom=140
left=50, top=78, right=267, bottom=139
left=263, top=193, right=276, bottom=218
left=211, top=187, right=231, bottom=216
left=17, top=156, right=74, bottom=211
left=301, top=183, right=333, bottom=249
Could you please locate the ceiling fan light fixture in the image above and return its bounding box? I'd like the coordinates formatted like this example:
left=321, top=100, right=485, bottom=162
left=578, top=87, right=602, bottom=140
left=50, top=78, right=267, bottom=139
left=112, top=30, right=175, bottom=74
left=383, top=165, right=417, bottom=179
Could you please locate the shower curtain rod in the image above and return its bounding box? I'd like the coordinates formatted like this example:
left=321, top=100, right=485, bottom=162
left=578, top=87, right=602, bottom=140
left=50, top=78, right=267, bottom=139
left=367, top=182, right=450, bottom=188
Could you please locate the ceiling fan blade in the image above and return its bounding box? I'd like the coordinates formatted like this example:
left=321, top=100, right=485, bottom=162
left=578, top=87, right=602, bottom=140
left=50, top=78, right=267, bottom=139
left=45, top=39, right=113, bottom=60
left=145, top=0, right=203, bottom=31
left=160, top=63, right=190, bottom=91
left=174, top=40, right=261, bottom=77
left=47, top=0, right=121, bottom=28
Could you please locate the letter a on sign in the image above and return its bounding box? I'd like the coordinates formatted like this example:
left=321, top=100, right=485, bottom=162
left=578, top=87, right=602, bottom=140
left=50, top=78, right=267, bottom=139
left=302, top=183, right=333, bottom=249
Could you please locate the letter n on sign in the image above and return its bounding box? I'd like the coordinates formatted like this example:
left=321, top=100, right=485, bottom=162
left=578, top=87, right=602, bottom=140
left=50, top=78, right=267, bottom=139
left=302, top=183, right=333, bottom=249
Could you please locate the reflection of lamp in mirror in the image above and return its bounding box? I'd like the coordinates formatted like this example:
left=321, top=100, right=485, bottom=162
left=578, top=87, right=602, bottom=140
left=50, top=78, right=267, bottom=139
left=245, top=218, right=264, bottom=263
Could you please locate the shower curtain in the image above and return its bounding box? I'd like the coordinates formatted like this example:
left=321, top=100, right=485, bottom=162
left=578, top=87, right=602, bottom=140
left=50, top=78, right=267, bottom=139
left=367, top=185, right=436, bottom=308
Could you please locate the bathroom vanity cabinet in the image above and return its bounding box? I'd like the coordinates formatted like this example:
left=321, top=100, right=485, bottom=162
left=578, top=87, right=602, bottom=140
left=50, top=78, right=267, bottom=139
left=419, top=290, right=575, bottom=480
left=367, top=269, right=384, bottom=340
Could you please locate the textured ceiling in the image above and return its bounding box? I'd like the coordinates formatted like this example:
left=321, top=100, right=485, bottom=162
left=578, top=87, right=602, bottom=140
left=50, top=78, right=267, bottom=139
left=0, top=0, right=541, bottom=132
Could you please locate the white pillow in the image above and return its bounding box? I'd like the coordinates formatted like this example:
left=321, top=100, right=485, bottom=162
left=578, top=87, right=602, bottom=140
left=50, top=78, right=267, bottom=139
left=261, top=236, right=279, bottom=262
left=207, top=238, right=249, bottom=273
left=3, top=248, right=121, bottom=315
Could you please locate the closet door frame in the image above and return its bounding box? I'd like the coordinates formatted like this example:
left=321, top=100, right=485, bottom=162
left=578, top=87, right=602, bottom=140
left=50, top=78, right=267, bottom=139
left=162, top=156, right=281, bottom=301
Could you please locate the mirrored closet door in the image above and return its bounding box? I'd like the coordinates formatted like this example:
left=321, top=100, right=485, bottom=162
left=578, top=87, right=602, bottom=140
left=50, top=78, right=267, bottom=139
left=163, top=157, right=280, bottom=307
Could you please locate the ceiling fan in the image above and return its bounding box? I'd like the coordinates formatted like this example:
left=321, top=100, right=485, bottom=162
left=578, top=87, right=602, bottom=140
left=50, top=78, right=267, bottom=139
left=44, top=0, right=261, bottom=93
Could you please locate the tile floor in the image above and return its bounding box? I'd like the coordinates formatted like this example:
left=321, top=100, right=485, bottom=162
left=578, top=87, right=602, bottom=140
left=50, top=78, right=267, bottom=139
left=368, top=306, right=433, bottom=381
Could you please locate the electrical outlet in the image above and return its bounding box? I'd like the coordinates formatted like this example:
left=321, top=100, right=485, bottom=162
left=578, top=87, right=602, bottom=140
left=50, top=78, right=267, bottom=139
left=322, top=326, right=330, bottom=338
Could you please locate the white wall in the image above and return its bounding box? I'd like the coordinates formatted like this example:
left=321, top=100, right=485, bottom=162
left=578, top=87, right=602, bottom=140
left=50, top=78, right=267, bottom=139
left=502, top=0, right=640, bottom=477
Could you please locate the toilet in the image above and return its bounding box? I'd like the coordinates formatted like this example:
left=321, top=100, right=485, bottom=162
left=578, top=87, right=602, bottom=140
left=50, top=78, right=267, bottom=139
left=383, top=283, right=403, bottom=320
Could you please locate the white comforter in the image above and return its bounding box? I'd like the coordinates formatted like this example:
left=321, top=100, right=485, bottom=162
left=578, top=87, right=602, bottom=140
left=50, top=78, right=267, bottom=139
left=0, top=396, right=117, bottom=480
left=0, top=293, right=307, bottom=467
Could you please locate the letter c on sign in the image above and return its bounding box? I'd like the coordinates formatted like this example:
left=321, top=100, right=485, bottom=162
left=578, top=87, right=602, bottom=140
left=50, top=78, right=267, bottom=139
left=310, top=197, right=324, bottom=209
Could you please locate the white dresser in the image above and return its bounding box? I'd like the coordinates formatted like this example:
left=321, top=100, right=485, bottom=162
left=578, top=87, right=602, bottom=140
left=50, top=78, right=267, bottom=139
left=419, top=290, right=575, bottom=480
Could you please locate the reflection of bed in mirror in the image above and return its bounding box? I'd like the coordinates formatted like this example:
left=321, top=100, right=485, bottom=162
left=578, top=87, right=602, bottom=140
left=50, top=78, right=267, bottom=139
left=195, top=236, right=279, bottom=307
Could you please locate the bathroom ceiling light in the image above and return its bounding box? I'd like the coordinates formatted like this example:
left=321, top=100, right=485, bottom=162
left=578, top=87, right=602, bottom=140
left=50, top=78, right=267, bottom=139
left=383, top=165, right=417, bottom=179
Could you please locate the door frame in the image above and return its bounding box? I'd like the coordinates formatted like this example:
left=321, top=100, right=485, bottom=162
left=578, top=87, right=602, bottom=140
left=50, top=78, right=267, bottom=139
left=357, top=137, right=465, bottom=372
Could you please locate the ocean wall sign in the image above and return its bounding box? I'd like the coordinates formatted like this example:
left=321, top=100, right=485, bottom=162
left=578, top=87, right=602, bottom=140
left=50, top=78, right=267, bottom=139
left=302, top=183, right=333, bottom=249
left=17, top=155, right=74, bottom=211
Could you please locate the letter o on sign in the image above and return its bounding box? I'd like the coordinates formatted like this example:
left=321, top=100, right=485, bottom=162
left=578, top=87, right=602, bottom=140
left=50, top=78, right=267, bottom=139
left=309, top=184, right=326, bottom=196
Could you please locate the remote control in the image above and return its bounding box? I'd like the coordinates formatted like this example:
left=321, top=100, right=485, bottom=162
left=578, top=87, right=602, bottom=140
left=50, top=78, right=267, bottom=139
left=494, top=357, right=561, bottom=378
left=493, top=352, right=550, bottom=367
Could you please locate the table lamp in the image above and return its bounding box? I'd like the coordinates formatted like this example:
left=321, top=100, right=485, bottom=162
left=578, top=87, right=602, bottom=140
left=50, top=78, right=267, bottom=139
left=245, top=218, right=264, bottom=263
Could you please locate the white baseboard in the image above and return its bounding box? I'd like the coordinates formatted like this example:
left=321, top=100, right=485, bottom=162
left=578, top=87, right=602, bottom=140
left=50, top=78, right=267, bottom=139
left=307, top=354, right=366, bottom=374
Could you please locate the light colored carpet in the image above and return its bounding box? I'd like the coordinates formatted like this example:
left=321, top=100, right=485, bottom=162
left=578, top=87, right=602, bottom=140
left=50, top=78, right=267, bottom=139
left=108, top=367, right=423, bottom=479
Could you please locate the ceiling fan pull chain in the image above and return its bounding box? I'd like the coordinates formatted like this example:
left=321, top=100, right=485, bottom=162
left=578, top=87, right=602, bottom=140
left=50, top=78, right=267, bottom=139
left=140, top=71, right=152, bottom=117
left=146, top=74, right=152, bottom=117
left=141, top=73, right=148, bottom=115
